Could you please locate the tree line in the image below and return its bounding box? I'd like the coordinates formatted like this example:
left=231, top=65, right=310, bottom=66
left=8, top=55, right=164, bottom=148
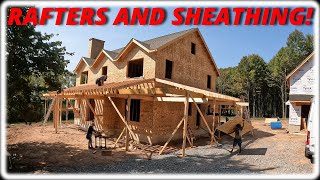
left=6, top=7, right=75, bottom=123
left=216, top=30, right=314, bottom=118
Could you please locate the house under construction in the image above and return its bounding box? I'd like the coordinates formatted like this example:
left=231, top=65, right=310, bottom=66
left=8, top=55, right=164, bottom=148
left=43, top=28, right=248, bottom=156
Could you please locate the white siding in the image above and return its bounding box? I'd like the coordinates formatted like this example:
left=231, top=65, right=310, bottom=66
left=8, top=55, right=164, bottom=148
left=289, top=58, right=315, bottom=95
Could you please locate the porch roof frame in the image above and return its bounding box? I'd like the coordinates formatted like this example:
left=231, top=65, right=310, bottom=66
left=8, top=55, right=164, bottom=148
left=43, top=78, right=243, bottom=103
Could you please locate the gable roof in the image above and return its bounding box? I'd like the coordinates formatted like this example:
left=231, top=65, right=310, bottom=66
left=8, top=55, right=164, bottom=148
left=74, top=28, right=220, bottom=76
left=286, top=52, right=315, bottom=81
left=111, top=28, right=194, bottom=53
left=74, top=57, right=95, bottom=73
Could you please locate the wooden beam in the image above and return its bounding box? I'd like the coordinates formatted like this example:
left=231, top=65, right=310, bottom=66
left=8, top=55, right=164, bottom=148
left=43, top=98, right=56, bottom=125
left=211, top=99, right=216, bottom=145
left=118, top=88, right=204, bottom=98
left=159, top=118, right=184, bottom=155
left=66, top=99, right=80, bottom=116
left=108, top=94, right=154, bottom=101
left=65, top=99, right=69, bottom=125
left=218, top=105, right=221, bottom=139
left=125, top=98, right=131, bottom=151
left=107, top=97, right=139, bottom=143
left=155, top=97, right=208, bottom=103
left=114, top=127, right=126, bottom=148
left=85, top=99, right=97, bottom=117
left=59, top=97, right=63, bottom=128
left=190, top=96, right=213, bottom=136
left=53, top=97, right=58, bottom=133
left=236, top=102, right=249, bottom=107
left=155, top=78, right=241, bottom=101
left=182, top=93, right=189, bottom=157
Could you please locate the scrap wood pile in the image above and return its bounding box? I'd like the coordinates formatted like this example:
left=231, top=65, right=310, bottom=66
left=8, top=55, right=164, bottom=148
left=114, top=137, right=179, bottom=159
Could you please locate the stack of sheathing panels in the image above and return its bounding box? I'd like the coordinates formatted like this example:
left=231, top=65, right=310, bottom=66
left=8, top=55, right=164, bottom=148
left=216, top=117, right=253, bottom=138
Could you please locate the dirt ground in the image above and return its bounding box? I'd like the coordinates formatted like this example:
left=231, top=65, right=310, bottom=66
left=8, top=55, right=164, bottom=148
left=6, top=119, right=314, bottom=174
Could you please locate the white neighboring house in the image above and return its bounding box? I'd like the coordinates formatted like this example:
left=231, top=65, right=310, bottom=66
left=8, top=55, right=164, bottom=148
left=286, top=52, right=315, bottom=133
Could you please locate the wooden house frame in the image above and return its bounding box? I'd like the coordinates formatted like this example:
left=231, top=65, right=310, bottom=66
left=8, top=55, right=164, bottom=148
left=43, top=28, right=247, bottom=157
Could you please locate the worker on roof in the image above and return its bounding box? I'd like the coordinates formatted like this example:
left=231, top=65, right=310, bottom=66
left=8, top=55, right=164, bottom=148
left=95, top=75, right=107, bottom=86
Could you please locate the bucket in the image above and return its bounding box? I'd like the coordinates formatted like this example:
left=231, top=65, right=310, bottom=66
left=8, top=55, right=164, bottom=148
left=270, top=121, right=282, bottom=129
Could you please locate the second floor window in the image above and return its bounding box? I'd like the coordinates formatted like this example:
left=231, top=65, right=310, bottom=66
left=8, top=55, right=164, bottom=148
left=128, top=59, right=143, bottom=78
left=81, top=71, right=88, bottom=84
left=102, top=66, right=108, bottom=77
left=191, top=42, right=196, bottom=55
left=207, top=75, right=211, bottom=89
left=165, top=60, right=173, bottom=79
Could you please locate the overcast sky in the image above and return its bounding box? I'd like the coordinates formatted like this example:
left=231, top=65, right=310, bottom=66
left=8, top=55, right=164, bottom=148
left=36, top=6, right=314, bottom=72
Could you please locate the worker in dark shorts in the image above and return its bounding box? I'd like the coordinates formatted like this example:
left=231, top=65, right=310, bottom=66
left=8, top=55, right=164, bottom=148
left=86, top=122, right=96, bottom=149
left=230, top=120, right=245, bottom=153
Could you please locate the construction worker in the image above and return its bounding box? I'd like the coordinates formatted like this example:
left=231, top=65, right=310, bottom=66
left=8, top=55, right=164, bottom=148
left=95, top=75, right=107, bottom=86
left=230, top=120, right=245, bottom=154
left=86, top=122, right=96, bottom=149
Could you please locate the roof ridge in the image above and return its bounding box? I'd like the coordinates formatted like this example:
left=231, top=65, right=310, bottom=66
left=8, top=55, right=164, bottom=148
left=111, top=28, right=197, bottom=53
left=142, top=28, right=196, bottom=43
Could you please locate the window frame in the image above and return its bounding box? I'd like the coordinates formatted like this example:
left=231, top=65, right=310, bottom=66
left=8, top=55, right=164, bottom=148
left=102, top=66, right=108, bottom=77
left=191, top=42, right=196, bottom=55
left=80, top=71, right=88, bottom=84
left=165, top=59, right=173, bottom=79
left=127, top=59, right=144, bottom=78
left=207, top=75, right=211, bottom=89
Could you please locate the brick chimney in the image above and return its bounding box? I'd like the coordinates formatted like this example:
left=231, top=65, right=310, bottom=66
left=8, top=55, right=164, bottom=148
left=88, top=38, right=105, bottom=59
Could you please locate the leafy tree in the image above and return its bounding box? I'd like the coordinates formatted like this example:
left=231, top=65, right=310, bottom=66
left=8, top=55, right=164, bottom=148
left=6, top=7, right=74, bottom=123
left=237, top=54, right=268, bottom=117
left=268, top=30, right=314, bottom=117
left=217, top=29, right=314, bottom=118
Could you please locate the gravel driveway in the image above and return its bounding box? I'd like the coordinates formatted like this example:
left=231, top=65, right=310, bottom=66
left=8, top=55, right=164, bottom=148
left=7, top=120, right=315, bottom=175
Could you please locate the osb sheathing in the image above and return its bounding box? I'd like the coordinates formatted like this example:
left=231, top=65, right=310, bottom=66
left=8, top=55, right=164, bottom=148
left=154, top=31, right=217, bottom=91
left=116, top=100, right=155, bottom=143
left=73, top=31, right=226, bottom=144
left=75, top=45, right=156, bottom=86
left=75, top=61, right=91, bottom=86
left=77, top=97, right=220, bottom=144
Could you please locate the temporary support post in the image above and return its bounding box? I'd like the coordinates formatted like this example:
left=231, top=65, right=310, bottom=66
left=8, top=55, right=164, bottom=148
left=218, top=105, right=221, bottom=139
left=108, top=97, right=139, bottom=143
left=59, top=97, right=62, bottom=127
left=66, top=99, right=68, bottom=125
left=190, top=95, right=217, bottom=144
left=125, top=98, right=131, bottom=151
left=66, top=98, right=80, bottom=117
left=53, top=97, right=59, bottom=133
left=43, top=98, right=56, bottom=125
left=85, top=99, right=97, bottom=117
left=158, top=118, right=184, bottom=155
left=182, top=93, right=189, bottom=157
left=211, top=99, right=216, bottom=144
left=44, top=97, right=47, bottom=119
left=114, top=127, right=126, bottom=148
